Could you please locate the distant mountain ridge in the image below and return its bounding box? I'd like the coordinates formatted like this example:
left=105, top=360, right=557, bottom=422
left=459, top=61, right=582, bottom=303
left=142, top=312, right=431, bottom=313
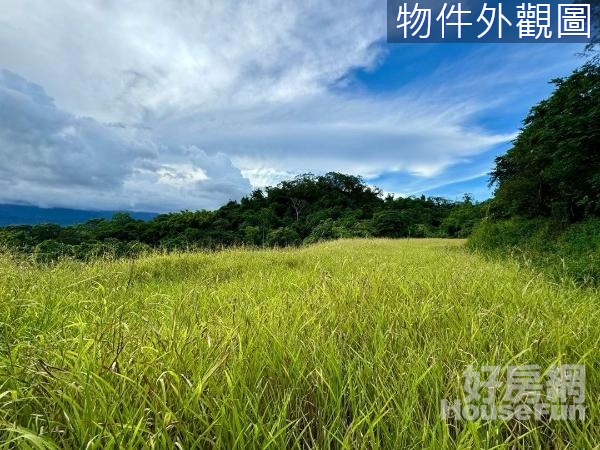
left=0, top=204, right=157, bottom=226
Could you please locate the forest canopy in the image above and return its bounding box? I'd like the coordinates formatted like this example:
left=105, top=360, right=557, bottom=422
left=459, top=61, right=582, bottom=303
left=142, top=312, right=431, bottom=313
left=471, top=61, right=600, bottom=285
left=489, top=63, right=600, bottom=221
left=0, top=172, right=485, bottom=261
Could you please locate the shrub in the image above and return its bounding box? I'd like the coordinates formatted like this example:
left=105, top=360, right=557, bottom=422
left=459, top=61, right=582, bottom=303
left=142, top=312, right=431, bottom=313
left=34, top=239, right=73, bottom=263
left=469, top=218, right=600, bottom=285
left=372, top=210, right=409, bottom=238
left=267, top=227, right=300, bottom=247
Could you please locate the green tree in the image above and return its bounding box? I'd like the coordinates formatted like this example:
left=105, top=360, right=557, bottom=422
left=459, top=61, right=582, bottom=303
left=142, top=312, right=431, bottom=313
left=267, top=227, right=300, bottom=247
left=490, top=63, right=600, bottom=221
left=372, top=210, right=409, bottom=238
left=34, top=239, right=72, bottom=263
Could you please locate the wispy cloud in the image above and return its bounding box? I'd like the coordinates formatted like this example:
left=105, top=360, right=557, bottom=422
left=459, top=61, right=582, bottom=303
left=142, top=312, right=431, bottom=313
left=0, top=1, right=585, bottom=210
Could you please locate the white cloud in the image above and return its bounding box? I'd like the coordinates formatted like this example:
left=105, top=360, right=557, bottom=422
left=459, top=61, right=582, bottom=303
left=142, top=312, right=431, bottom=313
left=0, top=71, right=250, bottom=212
left=0, top=1, right=583, bottom=210
left=157, top=165, right=209, bottom=188
left=0, top=0, right=384, bottom=123
left=157, top=93, right=514, bottom=186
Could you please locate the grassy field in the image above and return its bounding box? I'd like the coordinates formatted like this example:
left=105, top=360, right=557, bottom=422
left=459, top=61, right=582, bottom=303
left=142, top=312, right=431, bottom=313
left=0, top=239, right=598, bottom=449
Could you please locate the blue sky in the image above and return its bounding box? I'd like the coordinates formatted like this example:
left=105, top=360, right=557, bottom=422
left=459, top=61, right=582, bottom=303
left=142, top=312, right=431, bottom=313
left=344, top=43, right=583, bottom=200
left=0, top=1, right=587, bottom=212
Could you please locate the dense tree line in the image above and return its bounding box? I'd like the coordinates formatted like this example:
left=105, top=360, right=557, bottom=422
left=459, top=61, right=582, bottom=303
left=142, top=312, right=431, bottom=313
left=0, top=172, right=486, bottom=262
left=471, top=61, right=600, bottom=285
left=489, top=63, right=600, bottom=221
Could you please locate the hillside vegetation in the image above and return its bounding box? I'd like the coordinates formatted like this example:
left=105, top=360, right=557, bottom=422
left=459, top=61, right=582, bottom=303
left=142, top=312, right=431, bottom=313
left=469, top=217, right=600, bottom=285
left=0, top=173, right=485, bottom=262
left=1, top=239, right=598, bottom=449
left=470, top=62, right=600, bottom=286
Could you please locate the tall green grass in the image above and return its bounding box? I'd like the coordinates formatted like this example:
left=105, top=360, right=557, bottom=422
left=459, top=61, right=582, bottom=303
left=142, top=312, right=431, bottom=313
left=1, top=239, right=598, bottom=448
